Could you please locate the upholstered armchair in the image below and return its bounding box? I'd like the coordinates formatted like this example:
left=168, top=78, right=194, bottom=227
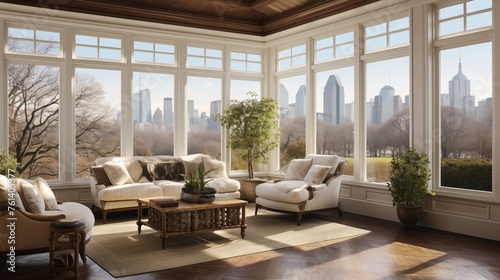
left=255, top=154, right=346, bottom=225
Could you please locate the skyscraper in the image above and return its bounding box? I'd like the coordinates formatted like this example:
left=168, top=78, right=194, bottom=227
left=152, top=108, right=163, bottom=128
left=323, top=75, right=345, bottom=125
left=133, top=88, right=152, bottom=124
left=279, top=83, right=289, bottom=119
left=208, top=100, right=221, bottom=131
left=372, top=85, right=395, bottom=125
left=163, top=97, right=173, bottom=129
left=449, top=59, right=472, bottom=111
left=295, top=85, right=306, bottom=116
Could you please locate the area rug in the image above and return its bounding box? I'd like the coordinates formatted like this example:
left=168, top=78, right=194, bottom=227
left=86, top=206, right=370, bottom=277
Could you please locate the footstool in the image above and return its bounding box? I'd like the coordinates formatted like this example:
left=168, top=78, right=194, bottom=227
left=49, top=219, right=86, bottom=278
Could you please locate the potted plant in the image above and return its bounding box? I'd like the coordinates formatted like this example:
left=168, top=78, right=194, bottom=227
left=0, top=149, right=18, bottom=177
left=216, top=91, right=280, bottom=202
left=180, top=163, right=217, bottom=203
left=387, top=148, right=434, bottom=226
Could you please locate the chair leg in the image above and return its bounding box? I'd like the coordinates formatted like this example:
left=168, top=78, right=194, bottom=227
left=338, top=208, right=343, bottom=217
left=102, top=210, right=107, bottom=224
left=297, top=213, right=303, bottom=226
left=254, top=204, right=259, bottom=216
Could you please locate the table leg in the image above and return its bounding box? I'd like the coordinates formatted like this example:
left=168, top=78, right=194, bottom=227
left=137, top=200, right=143, bottom=234
left=241, top=205, right=246, bottom=238
left=80, top=231, right=87, bottom=264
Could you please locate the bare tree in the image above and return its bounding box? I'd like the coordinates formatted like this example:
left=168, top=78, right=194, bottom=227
left=379, top=109, right=410, bottom=156
left=440, top=106, right=472, bottom=158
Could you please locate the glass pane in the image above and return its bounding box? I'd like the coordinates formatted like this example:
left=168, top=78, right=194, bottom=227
left=8, top=64, right=60, bottom=179
left=186, top=76, right=222, bottom=158
left=279, top=75, right=306, bottom=169
left=336, top=32, right=353, bottom=45
left=231, top=61, right=246, bottom=71
left=229, top=80, right=262, bottom=171
left=134, top=41, right=154, bottom=51
left=247, top=54, right=261, bottom=62
left=206, top=58, right=222, bottom=69
left=316, top=67, right=355, bottom=176
left=156, top=44, right=174, bottom=53
left=76, top=35, right=97, bottom=45
left=439, top=3, right=463, bottom=20
left=8, top=39, right=34, bottom=53
left=316, top=48, right=333, bottom=62
left=292, top=55, right=305, bottom=67
left=100, top=37, right=121, bottom=48
left=99, top=48, right=121, bottom=60
left=279, top=48, right=291, bottom=58
left=231, top=52, right=245, bottom=60
left=466, top=12, right=492, bottom=30
left=365, top=57, right=410, bottom=183
left=8, top=27, right=34, bottom=39
left=247, top=62, right=261, bottom=72
left=75, top=45, right=98, bottom=58
left=133, top=72, right=175, bottom=156
left=365, top=23, right=386, bottom=37
left=439, top=18, right=465, bottom=36
left=155, top=53, right=175, bottom=64
left=336, top=44, right=354, bottom=58
left=187, top=47, right=204, bottom=56
left=292, top=45, right=306, bottom=55
left=187, top=56, right=204, bottom=67
left=134, top=51, right=154, bottom=63
left=206, top=49, right=222, bottom=58
left=36, top=42, right=60, bottom=55
left=365, top=36, right=387, bottom=52
left=316, top=37, right=333, bottom=49
left=389, top=31, right=409, bottom=46
left=75, top=68, right=121, bottom=178
left=36, top=30, right=60, bottom=42
left=466, top=0, right=492, bottom=13
left=389, top=17, right=409, bottom=32
left=439, top=43, right=492, bottom=192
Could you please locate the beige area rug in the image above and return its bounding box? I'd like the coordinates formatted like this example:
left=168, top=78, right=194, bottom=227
left=86, top=205, right=370, bottom=277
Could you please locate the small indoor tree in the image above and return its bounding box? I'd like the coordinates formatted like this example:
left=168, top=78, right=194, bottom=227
left=217, top=91, right=280, bottom=179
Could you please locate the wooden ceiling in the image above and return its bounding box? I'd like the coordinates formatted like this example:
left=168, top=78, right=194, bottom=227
left=3, top=0, right=380, bottom=36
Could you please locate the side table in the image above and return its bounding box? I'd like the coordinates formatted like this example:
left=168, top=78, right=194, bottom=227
left=49, top=219, right=86, bottom=278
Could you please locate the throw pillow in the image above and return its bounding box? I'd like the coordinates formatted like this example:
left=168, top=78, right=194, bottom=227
left=182, top=160, right=199, bottom=178
left=91, top=166, right=113, bottom=186
left=138, top=160, right=154, bottom=182
left=140, top=161, right=185, bottom=181
left=16, top=178, right=45, bottom=214
left=303, top=165, right=333, bottom=185
left=324, top=160, right=347, bottom=182
left=202, top=157, right=228, bottom=179
left=0, top=175, right=25, bottom=211
left=285, top=158, right=313, bottom=180
left=103, top=162, right=134, bottom=185
left=34, top=177, right=59, bottom=210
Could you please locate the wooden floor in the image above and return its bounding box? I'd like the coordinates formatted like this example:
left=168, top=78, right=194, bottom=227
left=2, top=209, right=500, bottom=280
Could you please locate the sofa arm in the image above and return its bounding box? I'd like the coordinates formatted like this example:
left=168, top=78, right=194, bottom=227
left=16, top=208, right=66, bottom=222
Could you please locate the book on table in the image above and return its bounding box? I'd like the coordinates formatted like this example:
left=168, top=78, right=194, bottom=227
left=149, top=196, right=179, bottom=207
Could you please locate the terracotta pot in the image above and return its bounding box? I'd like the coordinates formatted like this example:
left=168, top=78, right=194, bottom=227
left=396, top=205, right=422, bottom=227
left=241, top=178, right=268, bottom=203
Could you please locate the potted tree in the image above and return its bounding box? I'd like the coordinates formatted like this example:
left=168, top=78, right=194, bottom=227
left=387, top=148, right=434, bottom=227
left=217, top=91, right=280, bottom=202
left=180, top=163, right=217, bottom=203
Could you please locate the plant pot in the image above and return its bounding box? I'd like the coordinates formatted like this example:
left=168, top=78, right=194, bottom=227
left=241, top=178, right=268, bottom=203
left=180, top=187, right=216, bottom=203
left=396, top=205, right=422, bottom=227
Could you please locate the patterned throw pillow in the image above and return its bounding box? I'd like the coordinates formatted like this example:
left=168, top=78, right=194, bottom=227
left=139, top=161, right=185, bottom=181
left=103, top=162, right=134, bottom=185
left=285, top=158, right=313, bottom=180
left=303, top=165, right=333, bottom=185
left=16, top=178, right=45, bottom=214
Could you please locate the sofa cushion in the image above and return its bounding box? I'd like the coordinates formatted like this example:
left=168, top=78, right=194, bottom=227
left=285, top=159, right=313, bottom=180
left=255, top=180, right=311, bottom=203
left=182, top=160, right=199, bottom=177
left=205, top=178, right=240, bottom=193
left=202, top=157, right=228, bottom=179
left=91, top=166, right=113, bottom=186
left=34, top=177, right=59, bottom=210
left=140, top=161, right=185, bottom=181
left=16, top=178, right=45, bottom=214
left=97, top=182, right=163, bottom=201
left=103, top=162, right=134, bottom=185
left=303, top=165, right=333, bottom=185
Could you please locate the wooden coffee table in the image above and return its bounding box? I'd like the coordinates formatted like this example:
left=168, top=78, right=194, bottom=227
left=137, top=198, right=247, bottom=249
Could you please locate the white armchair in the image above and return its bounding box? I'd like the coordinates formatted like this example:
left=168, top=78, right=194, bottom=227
left=255, top=154, right=346, bottom=225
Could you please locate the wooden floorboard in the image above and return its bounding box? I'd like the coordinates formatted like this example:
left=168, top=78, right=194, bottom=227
left=2, top=210, right=500, bottom=280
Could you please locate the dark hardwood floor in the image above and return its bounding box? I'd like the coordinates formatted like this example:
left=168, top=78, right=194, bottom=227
left=2, top=208, right=500, bottom=280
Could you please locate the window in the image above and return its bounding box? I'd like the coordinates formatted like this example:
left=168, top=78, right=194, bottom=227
left=437, top=0, right=492, bottom=37
left=315, top=31, right=354, bottom=63
left=364, top=17, right=409, bottom=52
left=75, top=68, right=121, bottom=178
left=8, top=64, right=60, bottom=179
left=315, top=67, right=354, bottom=176
left=75, top=34, right=122, bottom=60
left=438, top=43, right=492, bottom=192
left=187, top=46, right=223, bottom=69
left=133, top=72, right=175, bottom=156
left=230, top=52, right=261, bottom=72
left=7, top=27, right=61, bottom=56
left=186, top=76, right=222, bottom=158
left=133, top=40, right=175, bottom=65
left=279, top=75, right=306, bottom=167
left=365, top=57, right=410, bottom=182
left=278, top=44, right=306, bottom=70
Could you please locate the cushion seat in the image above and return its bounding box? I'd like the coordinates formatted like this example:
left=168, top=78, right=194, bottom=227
left=97, top=183, right=163, bottom=201
left=256, top=180, right=317, bottom=204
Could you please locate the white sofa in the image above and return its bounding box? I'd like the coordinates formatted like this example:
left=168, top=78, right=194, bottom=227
left=90, top=154, right=241, bottom=223
left=0, top=175, right=95, bottom=269
left=255, top=154, right=346, bottom=225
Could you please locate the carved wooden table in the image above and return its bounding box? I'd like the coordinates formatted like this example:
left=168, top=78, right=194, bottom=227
left=137, top=198, right=247, bottom=249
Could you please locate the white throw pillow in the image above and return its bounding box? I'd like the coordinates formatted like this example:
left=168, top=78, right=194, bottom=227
left=202, top=157, right=228, bottom=179
left=16, top=179, right=45, bottom=214
left=303, top=165, right=333, bottom=185
left=285, top=158, right=313, bottom=180
left=34, top=177, right=59, bottom=210
left=103, top=162, right=134, bottom=185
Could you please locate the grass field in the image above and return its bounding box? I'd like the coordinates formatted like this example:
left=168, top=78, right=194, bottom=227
left=342, top=157, right=392, bottom=182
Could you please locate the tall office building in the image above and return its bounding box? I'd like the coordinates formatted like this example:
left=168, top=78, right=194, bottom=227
left=163, top=97, right=173, bottom=129
left=133, top=88, right=152, bottom=124
left=187, top=100, right=195, bottom=125
left=152, top=108, right=163, bottom=128
left=449, top=59, right=472, bottom=111
left=323, top=75, right=345, bottom=125
left=279, top=83, right=289, bottom=119
left=208, top=100, right=221, bottom=131
left=372, top=85, right=395, bottom=125
left=295, top=85, right=306, bottom=116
